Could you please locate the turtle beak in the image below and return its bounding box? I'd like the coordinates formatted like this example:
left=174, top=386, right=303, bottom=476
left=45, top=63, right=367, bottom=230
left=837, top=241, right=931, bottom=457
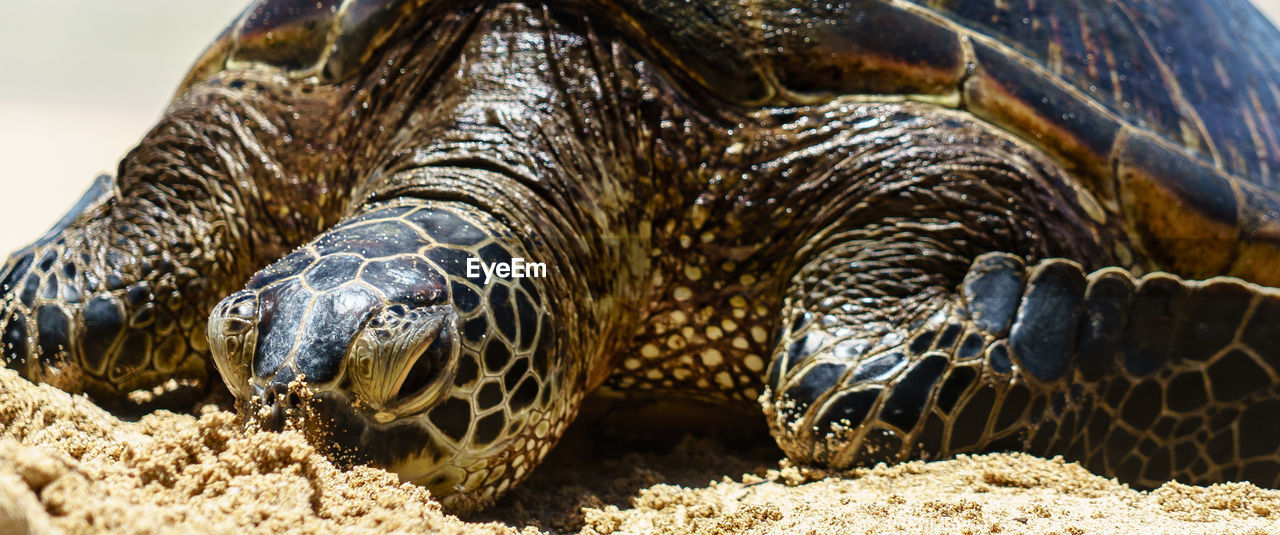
left=246, top=368, right=372, bottom=460
left=247, top=378, right=426, bottom=472
left=249, top=367, right=308, bottom=432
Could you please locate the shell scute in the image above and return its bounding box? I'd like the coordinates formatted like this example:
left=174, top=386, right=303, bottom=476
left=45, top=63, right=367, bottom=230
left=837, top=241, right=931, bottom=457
left=1116, top=131, right=1241, bottom=278
left=964, top=38, right=1123, bottom=189
left=761, top=1, right=968, bottom=99
left=230, top=0, right=344, bottom=74
left=903, top=0, right=1280, bottom=189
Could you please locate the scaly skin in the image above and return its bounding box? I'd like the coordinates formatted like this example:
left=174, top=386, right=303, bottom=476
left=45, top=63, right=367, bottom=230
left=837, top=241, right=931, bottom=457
left=0, top=69, right=355, bottom=411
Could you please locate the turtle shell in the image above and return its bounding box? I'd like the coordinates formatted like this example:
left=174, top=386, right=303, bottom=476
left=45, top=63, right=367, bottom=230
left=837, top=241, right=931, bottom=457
left=175, top=0, right=1280, bottom=282
left=179, top=0, right=1280, bottom=181
left=179, top=0, right=434, bottom=90
left=587, top=0, right=1280, bottom=283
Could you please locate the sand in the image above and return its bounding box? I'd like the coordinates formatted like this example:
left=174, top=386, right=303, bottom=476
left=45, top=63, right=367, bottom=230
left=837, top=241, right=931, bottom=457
left=1, top=369, right=1278, bottom=534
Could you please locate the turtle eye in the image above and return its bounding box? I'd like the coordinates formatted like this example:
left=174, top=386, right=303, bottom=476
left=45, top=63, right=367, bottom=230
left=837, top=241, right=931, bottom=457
left=208, top=290, right=260, bottom=398
left=347, top=305, right=459, bottom=414
left=393, top=326, right=453, bottom=403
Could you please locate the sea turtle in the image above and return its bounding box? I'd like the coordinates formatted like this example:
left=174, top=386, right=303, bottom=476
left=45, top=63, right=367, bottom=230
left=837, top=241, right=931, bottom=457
left=4, top=0, right=1280, bottom=512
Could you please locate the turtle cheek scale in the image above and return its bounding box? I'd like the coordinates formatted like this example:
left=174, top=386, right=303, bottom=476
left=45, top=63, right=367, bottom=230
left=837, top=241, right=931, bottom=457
left=207, top=290, right=261, bottom=399
left=280, top=328, right=463, bottom=475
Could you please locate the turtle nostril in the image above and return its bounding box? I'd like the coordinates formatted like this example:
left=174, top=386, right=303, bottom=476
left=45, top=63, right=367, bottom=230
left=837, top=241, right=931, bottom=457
left=259, top=382, right=308, bottom=412
left=257, top=383, right=299, bottom=432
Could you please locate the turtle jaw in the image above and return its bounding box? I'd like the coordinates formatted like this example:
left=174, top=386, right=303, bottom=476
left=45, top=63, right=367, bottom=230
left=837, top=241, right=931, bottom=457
left=268, top=384, right=513, bottom=515
left=242, top=365, right=476, bottom=506
left=241, top=379, right=462, bottom=488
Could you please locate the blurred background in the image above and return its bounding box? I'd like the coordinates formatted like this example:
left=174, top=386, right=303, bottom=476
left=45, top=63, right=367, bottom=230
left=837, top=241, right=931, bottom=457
left=1, top=0, right=1279, bottom=255
left=0, top=1, right=245, bottom=254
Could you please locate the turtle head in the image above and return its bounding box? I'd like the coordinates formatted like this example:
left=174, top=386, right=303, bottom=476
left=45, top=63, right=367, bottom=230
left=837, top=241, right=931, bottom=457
left=209, top=282, right=459, bottom=430
left=207, top=208, right=463, bottom=421
left=207, top=202, right=559, bottom=510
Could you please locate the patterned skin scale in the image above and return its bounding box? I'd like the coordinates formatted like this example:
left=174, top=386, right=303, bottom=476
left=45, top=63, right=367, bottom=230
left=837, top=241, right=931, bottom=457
left=2, top=0, right=1280, bottom=512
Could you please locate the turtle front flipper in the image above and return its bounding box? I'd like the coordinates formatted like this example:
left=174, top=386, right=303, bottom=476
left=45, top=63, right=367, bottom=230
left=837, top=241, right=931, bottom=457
left=208, top=199, right=575, bottom=512
left=0, top=69, right=336, bottom=413
left=0, top=163, right=242, bottom=413
left=766, top=245, right=1280, bottom=488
